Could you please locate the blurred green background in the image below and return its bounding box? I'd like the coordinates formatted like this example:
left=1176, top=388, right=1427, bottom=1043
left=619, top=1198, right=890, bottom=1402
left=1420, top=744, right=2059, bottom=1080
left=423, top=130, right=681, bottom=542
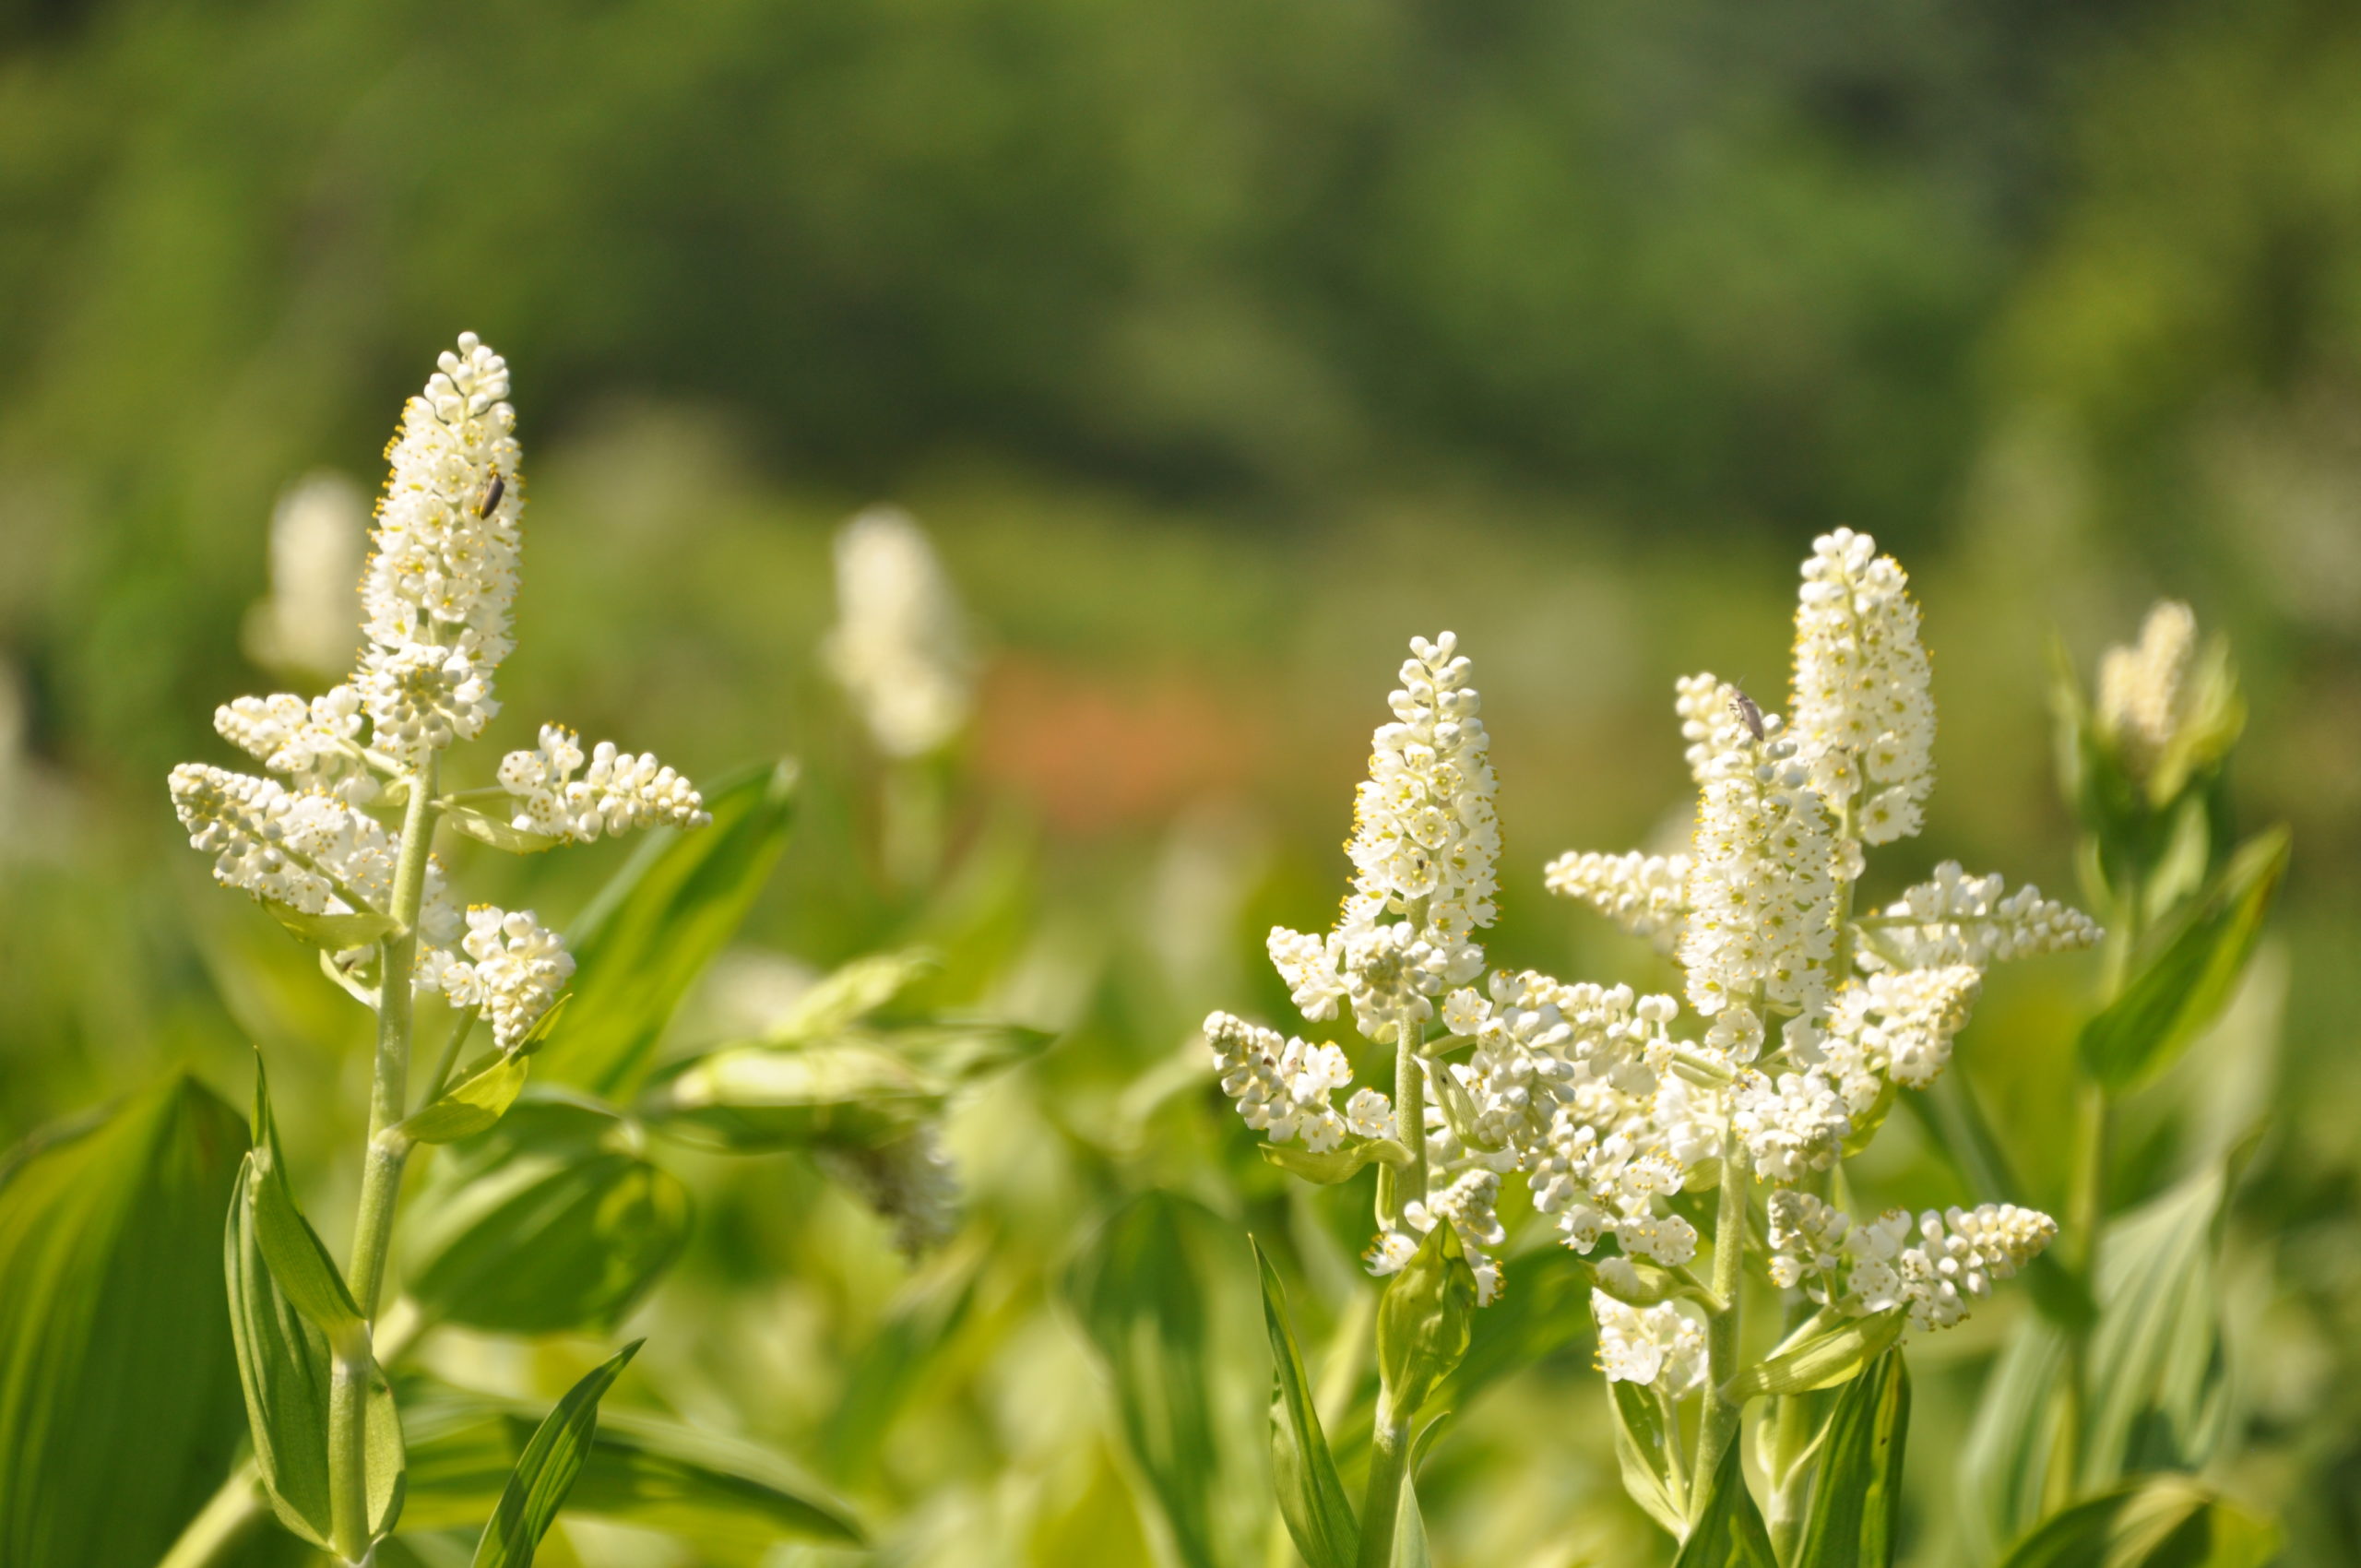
left=2, top=0, right=2357, bottom=1562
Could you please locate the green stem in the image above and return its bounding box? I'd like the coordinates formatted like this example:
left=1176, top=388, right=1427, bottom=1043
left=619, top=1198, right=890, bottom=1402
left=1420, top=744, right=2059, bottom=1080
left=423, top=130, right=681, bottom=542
left=1691, top=1141, right=1751, bottom=1520
left=1394, top=1012, right=1428, bottom=1227
left=328, top=753, right=439, bottom=1563
left=1355, top=1395, right=1411, bottom=1568
left=154, top=1463, right=263, bottom=1568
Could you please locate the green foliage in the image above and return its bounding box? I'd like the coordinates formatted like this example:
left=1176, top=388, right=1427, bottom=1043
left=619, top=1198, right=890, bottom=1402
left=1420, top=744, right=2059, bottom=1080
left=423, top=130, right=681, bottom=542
left=0, top=1079, right=246, bottom=1568
left=1796, top=1348, right=1910, bottom=1568
left=1258, top=1138, right=1411, bottom=1185
left=1996, top=1477, right=2279, bottom=1568
left=1374, top=1223, right=1476, bottom=1426
left=2080, top=828, right=2291, bottom=1090
left=1723, top=1309, right=1903, bottom=1402
left=402, top=1099, right=691, bottom=1337
left=243, top=1063, right=364, bottom=1352
left=1671, top=1437, right=1777, bottom=1568
left=467, top=1340, right=638, bottom=1568
left=260, top=902, right=399, bottom=952
left=538, top=761, right=800, bottom=1097
left=1608, top=1379, right=1689, bottom=1541
left=1063, top=1191, right=1261, bottom=1568
left=402, top=1376, right=864, bottom=1559
left=1252, top=1241, right=1358, bottom=1568
left=397, top=1053, right=532, bottom=1147
left=2081, top=1168, right=2236, bottom=1491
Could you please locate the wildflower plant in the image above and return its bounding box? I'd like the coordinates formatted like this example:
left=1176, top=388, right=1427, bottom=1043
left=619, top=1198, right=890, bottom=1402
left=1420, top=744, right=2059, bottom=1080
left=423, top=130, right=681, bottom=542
left=1220, top=533, right=2117, bottom=1565
left=137, top=337, right=1051, bottom=1568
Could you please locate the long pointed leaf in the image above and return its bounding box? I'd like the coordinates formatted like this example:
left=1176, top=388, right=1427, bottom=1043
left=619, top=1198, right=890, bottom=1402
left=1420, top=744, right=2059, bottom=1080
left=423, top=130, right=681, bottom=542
left=1252, top=1240, right=1358, bottom=1568
left=1672, top=1438, right=1777, bottom=1568
left=0, top=1078, right=246, bottom=1568
left=470, top=1343, right=641, bottom=1568
left=1995, top=1477, right=2278, bottom=1568
left=1796, top=1348, right=1910, bottom=1567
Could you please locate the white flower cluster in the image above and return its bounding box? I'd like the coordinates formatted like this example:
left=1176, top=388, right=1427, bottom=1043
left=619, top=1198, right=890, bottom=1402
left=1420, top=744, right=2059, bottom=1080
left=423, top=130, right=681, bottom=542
left=1542, top=849, right=1691, bottom=951
left=1767, top=1192, right=2056, bottom=1334
left=421, top=907, right=574, bottom=1051
left=243, top=471, right=367, bottom=676
left=1678, top=685, right=1838, bottom=1040
left=2096, top=600, right=2196, bottom=780
left=1731, top=1068, right=1850, bottom=1183
left=823, top=507, right=977, bottom=759
left=1592, top=1289, right=1707, bottom=1393
left=1812, top=965, right=1982, bottom=1111
left=498, top=724, right=709, bottom=842
left=1205, top=1011, right=1394, bottom=1154
left=1790, top=528, right=1936, bottom=847
left=1267, top=634, right=1501, bottom=1045
left=171, top=763, right=397, bottom=917
left=359, top=333, right=525, bottom=764
left=216, top=687, right=377, bottom=803
left=1859, top=863, right=2101, bottom=970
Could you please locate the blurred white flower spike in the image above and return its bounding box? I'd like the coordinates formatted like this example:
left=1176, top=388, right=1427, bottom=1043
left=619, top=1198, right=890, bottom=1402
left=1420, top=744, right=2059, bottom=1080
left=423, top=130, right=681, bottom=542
left=824, top=506, right=977, bottom=758
left=243, top=470, right=369, bottom=677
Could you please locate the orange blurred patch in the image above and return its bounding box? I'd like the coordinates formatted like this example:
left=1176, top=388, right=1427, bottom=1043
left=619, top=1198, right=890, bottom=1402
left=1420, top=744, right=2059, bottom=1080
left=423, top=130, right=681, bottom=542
left=974, top=655, right=1268, bottom=835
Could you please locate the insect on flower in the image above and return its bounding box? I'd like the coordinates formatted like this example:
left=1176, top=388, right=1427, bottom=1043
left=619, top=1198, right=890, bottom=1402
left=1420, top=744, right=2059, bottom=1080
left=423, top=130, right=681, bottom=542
left=1729, top=687, right=1766, bottom=742
left=476, top=469, right=505, bottom=519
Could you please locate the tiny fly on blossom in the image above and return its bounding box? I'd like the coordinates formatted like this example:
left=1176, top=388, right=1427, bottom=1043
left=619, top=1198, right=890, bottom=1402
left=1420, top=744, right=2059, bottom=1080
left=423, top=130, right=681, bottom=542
left=476, top=470, right=505, bottom=519
left=1729, top=688, right=1766, bottom=742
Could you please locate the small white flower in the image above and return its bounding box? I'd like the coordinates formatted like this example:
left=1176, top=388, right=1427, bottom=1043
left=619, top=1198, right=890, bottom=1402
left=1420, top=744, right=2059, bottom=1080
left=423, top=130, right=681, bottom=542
left=243, top=471, right=367, bottom=676
left=431, top=905, right=574, bottom=1050
left=1864, top=863, right=2101, bottom=969
left=1544, top=849, right=1691, bottom=951
left=1790, top=529, right=1936, bottom=847
left=498, top=723, right=709, bottom=841
left=2096, top=600, right=2196, bottom=784
left=1592, top=1289, right=1706, bottom=1394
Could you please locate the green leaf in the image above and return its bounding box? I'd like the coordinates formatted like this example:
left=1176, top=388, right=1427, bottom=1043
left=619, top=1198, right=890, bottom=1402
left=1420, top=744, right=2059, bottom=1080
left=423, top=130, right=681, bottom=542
left=263, top=900, right=399, bottom=952
left=2082, top=1167, right=2234, bottom=1491
left=1672, top=1434, right=1778, bottom=1567
left=1442, top=1246, right=1598, bottom=1410
left=469, top=1342, right=641, bottom=1568
left=403, top=1100, right=690, bottom=1336
left=246, top=1063, right=366, bottom=1352
left=765, top=948, right=939, bottom=1042
left=1958, top=1317, right=2070, bottom=1565
left=538, top=761, right=800, bottom=1096
left=1390, top=1462, right=1431, bottom=1568
left=0, top=1078, right=247, bottom=1568
left=397, top=1053, right=531, bottom=1146
left=637, top=1043, right=941, bottom=1153
left=872, top=1019, right=1059, bottom=1086
left=2080, top=827, right=2289, bottom=1090
left=1995, top=1477, right=2278, bottom=1568
left=815, top=1245, right=981, bottom=1486
left=1062, top=1192, right=1261, bottom=1568
left=1257, top=1138, right=1410, bottom=1185
left=443, top=805, right=565, bottom=855
left=1722, top=1310, right=1902, bottom=1402
left=401, top=1379, right=863, bottom=1561
left=1796, top=1348, right=1910, bottom=1568
left=1252, top=1241, right=1358, bottom=1568
left=1608, top=1379, right=1689, bottom=1540
left=1375, top=1223, right=1477, bottom=1425
left=228, top=1134, right=407, bottom=1550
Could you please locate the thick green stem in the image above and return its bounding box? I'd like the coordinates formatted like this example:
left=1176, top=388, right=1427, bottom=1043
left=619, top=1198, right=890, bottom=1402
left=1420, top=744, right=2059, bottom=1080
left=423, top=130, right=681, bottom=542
left=1355, top=1395, right=1411, bottom=1568
left=154, top=1463, right=263, bottom=1568
left=1394, top=1014, right=1428, bottom=1226
left=1691, top=1142, right=1751, bottom=1520
left=328, top=754, right=439, bottom=1563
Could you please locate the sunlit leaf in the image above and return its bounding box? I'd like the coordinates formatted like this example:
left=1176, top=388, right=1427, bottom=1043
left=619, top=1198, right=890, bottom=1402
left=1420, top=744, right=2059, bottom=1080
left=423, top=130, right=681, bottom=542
left=537, top=761, right=800, bottom=1096
left=1608, top=1379, right=1689, bottom=1540
left=2082, top=1167, right=2234, bottom=1491
left=1375, top=1223, right=1476, bottom=1425
left=0, top=1078, right=247, bottom=1568
left=2080, top=827, right=2288, bottom=1090
left=401, top=1379, right=863, bottom=1561
left=397, top=1053, right=530, bottom=1146
left=443, top=806, right=564, bottom=856
left=765, top=949, right=938, bottom=1043
left=245, top=1063, right=365, bottom=1351
left=1958, top=1317, right=2069, bottom=1565
left=1796, top=1348, right=1909, bottom=1567
left=1995, top=1476, right=2278, bottom=1568
left=1722, top=1310, right=1902, bottom=1402
left=1257, top=1138, right=1410, bottom=1185
left=402, top=1100, right=690, bottom=1336
left=1252, top=1240, right=1358, bottom=1568
left=262, top=900, right=398, bottom=952
left=469, top=1342, right=640, bottom=1568
left=638, top=1043, right=941, bottom=1153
